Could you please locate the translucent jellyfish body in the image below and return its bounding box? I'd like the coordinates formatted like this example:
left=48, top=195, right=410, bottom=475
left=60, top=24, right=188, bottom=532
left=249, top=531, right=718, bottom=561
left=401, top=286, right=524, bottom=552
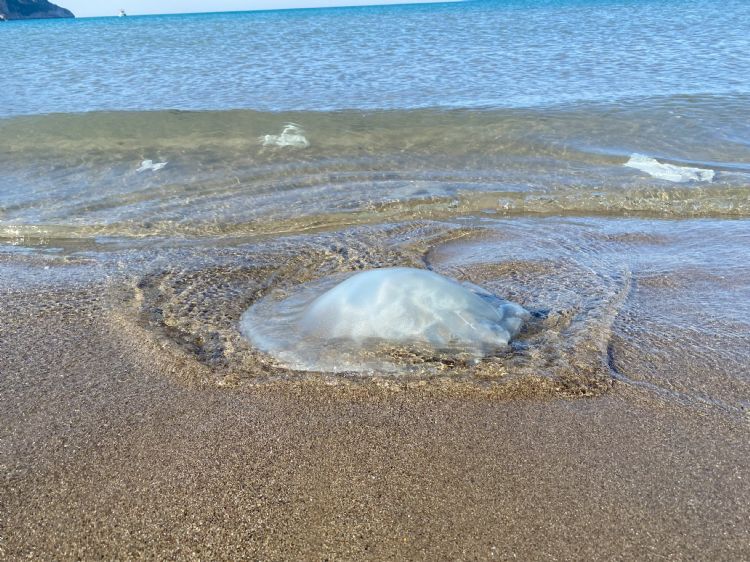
left=240, top=267, right=528, bottom=373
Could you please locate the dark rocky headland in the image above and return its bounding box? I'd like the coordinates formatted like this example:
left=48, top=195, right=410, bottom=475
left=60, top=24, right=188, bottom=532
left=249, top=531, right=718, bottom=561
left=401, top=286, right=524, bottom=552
left=0, top=0, right=74, bottom=20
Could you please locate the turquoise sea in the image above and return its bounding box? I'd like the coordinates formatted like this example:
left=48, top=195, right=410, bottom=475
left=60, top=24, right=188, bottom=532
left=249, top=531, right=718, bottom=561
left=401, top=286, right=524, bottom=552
left=3, top=0, right=750, bottom=115
left=1, top=0, right=749, bottom=410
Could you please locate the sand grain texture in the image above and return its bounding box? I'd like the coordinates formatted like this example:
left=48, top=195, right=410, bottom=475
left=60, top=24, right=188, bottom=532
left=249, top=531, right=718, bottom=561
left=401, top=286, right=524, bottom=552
left=2, top=283, right=749, bottom=560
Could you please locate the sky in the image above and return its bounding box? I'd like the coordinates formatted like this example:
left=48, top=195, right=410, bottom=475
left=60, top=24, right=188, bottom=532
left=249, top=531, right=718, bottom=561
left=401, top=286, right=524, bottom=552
left=61, top=1, right=450, bottom=18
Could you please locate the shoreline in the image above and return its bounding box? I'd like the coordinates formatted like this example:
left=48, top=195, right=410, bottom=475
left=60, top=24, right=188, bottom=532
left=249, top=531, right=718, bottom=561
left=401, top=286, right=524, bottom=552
left=2, top=216, right=749, bottom=558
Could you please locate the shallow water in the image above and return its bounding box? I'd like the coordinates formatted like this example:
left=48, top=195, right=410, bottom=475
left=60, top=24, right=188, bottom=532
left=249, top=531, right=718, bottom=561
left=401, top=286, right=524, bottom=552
left=2, top=215, right=746, bottom=417
left=1, top=1, right=749, bottom=418
left=1, top=99, right=750, bottom=245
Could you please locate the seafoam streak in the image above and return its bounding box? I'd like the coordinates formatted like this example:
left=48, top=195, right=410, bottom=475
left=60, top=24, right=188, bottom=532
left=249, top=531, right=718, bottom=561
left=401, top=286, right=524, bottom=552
left=625, top=154, right=714, bottom=183
left=260, top=123, right=309, bottom=148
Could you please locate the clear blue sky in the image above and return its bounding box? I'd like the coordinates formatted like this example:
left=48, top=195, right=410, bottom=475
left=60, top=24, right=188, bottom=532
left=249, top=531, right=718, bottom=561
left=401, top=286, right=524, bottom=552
left=63, top=1, right=451, bottom=18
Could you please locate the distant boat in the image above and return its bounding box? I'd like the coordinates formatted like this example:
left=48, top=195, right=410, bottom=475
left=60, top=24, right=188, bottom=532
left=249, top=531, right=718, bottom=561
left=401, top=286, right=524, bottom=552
left=118, top=9, right=127, bottom=17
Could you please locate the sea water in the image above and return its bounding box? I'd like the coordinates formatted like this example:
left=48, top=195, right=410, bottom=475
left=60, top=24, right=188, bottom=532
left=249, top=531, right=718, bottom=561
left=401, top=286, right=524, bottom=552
left=0, top=1, right=749, bottom=409
left=2, top=0, right=750, bottom=116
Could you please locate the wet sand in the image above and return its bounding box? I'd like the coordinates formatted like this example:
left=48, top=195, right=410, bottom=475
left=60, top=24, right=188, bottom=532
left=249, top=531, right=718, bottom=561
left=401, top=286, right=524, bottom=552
left=2, top=280, right=749, bottom=560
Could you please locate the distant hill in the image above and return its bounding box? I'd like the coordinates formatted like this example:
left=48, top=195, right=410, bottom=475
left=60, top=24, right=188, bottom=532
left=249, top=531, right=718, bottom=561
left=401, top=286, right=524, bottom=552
left=0, top=0, right=74, bottom=20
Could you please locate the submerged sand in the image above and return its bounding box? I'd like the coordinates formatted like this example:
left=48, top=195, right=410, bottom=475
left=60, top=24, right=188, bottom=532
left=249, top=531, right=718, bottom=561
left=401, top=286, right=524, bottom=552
left=2, top=217, right=749, bottom=559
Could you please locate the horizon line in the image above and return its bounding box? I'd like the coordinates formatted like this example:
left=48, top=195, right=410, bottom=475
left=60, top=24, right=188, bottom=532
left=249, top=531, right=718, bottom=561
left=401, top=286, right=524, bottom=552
left=68, top=0, right=465, bottom=19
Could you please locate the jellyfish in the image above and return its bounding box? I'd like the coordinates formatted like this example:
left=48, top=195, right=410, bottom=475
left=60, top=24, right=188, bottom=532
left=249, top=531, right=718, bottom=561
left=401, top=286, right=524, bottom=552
left=241, top=267, right=528, bottom=372
left=298, top=267, right=526, bottom=349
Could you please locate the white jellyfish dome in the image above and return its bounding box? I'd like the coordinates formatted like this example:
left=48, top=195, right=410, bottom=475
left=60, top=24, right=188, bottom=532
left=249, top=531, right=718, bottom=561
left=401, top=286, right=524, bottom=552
left=240, top=267, right=528, bottom=373
left=300, top=267, right=525, bottom=348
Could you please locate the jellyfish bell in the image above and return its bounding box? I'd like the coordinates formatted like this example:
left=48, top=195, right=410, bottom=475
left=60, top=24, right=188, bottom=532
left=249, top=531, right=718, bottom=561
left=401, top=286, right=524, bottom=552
left=299, top=267, right=526, bottom=350
left=240, top=267, right=528, bottom=373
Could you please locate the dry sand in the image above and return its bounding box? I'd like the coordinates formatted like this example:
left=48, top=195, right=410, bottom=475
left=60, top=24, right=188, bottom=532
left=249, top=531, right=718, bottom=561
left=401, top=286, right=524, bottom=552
left=2, top=280, right=749, bottom=560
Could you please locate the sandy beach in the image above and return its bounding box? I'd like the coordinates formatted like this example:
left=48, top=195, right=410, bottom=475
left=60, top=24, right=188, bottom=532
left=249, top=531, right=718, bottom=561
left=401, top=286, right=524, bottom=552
left=3, top=2, right=750, bottom=558
left=2, top=223, right=749, bottom=559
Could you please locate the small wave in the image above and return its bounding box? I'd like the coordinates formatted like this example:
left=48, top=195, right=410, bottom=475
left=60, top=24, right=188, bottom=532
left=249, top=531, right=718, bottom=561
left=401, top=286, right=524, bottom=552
left=624, top=154, right=714, bottom=183
left=260, top=123, right=309, bottom=148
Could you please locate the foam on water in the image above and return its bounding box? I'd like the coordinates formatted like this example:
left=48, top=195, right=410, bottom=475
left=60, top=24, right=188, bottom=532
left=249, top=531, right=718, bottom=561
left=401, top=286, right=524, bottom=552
left=136, top=159, right=168, bottom=172
left=240, top=267, right=528, bottom=373
left=260, top=123, right=309, bottom=148
left=624, top=154, right=715, bottom=183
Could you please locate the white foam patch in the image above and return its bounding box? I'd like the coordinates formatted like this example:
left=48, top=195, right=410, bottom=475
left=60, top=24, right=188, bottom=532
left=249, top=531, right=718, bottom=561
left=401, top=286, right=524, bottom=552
left=625, top=154, right=714, bottom=183
left=260, top=123, right=310, bottom=148
left=240, top=267, right=528, bottom=373
left=136, top=159, right=168, bottom=172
